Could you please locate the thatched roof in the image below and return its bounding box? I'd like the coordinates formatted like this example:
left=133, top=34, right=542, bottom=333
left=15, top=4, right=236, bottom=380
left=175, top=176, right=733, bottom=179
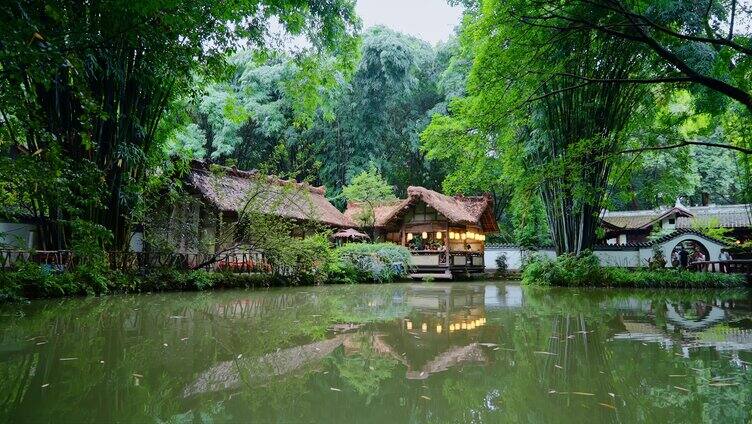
left=186, top=161, right=354, bottom=228
left=345, top=186, right=498, bottom=232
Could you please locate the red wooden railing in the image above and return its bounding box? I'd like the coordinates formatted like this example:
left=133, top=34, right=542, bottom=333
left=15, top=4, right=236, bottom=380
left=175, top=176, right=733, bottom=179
left=0, top=249, right=271, bottom=274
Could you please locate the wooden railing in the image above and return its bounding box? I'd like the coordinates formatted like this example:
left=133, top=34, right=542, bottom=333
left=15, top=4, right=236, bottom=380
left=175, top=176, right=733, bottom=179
left=0, top=249, right=270, bottom=274
left=688, top=260, right=752, bottom=274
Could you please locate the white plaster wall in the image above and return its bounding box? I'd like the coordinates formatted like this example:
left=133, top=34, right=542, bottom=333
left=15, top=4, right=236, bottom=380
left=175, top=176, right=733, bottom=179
left=0, top=222, right=36, bottom=249
left=485, top=247, right=554, bottom=270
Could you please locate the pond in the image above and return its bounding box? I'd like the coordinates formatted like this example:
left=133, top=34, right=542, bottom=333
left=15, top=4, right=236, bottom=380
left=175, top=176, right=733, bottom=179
left=0, top=282, right=751, bottom=423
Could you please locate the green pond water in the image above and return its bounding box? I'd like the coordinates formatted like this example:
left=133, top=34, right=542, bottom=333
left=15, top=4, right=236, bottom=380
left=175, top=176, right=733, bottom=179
left=1, top=282, right=751, bottom=423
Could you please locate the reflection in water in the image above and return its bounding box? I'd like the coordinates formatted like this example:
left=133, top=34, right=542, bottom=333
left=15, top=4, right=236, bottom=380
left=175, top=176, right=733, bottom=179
left=0, top=283, right=751, bottom=423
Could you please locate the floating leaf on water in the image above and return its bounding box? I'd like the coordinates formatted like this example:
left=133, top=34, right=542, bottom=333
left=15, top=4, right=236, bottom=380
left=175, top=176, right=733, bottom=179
left=323, top=371, right=329, bottom=375
left=330, top=387, right=341, bottom=392
left=673, top=386, right=690, bottom=392
left=180, top=337, right=188, bottom=341
left=570, top=392, right=595, bottom=396
left=554, top=365, right=563, bottom=369
left=237, top=354, right=242, bottom=359
left=608, top=392, right=615, bottom=398
left=99, top=360, right=105, bottom=364
left=548, top=390, right=557, bottom=394
left=41, top=383, right=49, bottom=388
left=59, top=357, right=78, bottom=361
left=493, top=347, right=500, bottom=351
left=163, top=343, right=168, bottom=347
left=598, top=403, right=617, bottom=410
left=420, top=396, right=431, bottom=400
left=533, top=351, right=557, bottom=356
left=36, top=341, right=48, bottom=346
left=132, top=373, right=143, bottom=378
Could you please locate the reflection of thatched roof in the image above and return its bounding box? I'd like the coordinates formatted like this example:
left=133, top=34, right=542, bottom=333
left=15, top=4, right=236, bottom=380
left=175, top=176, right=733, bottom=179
left=345, top=187, right=497, bottom=232
left=405, top=343, right=487, bottom=380
left=186, top=161, right=354, bottom=228
left=184, top=335, right=347, bottom=397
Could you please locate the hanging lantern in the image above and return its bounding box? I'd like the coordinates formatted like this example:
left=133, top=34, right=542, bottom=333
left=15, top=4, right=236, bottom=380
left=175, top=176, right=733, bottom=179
left=421, top=323, right=427, bottom=333
left=436, top=324, right=442, bottom=334
left=449, top=324, right=455, bottom=332
left=461, top=322, right=467, bottom=330
left=436, top=231, right=442, bottom=240
left=462, top=233, right=468, bottom=240
left=406, top=320, right=413, bottom=330
left=422, top=232, right=428, bottom=239
left=407, top=233, right=413, bottom=241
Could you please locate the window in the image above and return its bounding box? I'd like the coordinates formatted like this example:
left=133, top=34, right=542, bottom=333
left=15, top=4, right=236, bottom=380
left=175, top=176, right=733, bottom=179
left=668, top=218, right=675, bottom=225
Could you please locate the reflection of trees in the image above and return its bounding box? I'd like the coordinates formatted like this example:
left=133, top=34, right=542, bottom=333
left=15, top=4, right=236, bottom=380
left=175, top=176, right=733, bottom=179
left=0, top=284, right=750, bottom=422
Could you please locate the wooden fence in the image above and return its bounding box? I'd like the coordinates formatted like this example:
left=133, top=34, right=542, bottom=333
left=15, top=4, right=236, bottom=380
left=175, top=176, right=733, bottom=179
left=0, top=249, right=270, bottom=273
left=688, top=260, right=752, bottom=275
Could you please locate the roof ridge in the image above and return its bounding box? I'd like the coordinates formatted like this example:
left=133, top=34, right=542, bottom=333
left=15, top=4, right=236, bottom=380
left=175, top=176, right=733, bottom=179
left=191, top=160, right=326, bottom=196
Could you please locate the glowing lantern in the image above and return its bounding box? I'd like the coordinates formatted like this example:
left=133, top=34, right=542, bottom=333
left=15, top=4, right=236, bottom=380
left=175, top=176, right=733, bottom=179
left=449, top=324, right=455, bottom=331
left=407, top=233, right=413, bottom=241
left=436, top=231, right=442, bottom=239
left=461, top=322, right=467, bottom=330
left=422, top=232, right=428, bottom=239
left=421, top=323, right=427, bottom=333
left=406, top=320, right=413, bottom=330
left=436, top=325, right=442, bottom=334
left=462, top=233, right=468, bottom=240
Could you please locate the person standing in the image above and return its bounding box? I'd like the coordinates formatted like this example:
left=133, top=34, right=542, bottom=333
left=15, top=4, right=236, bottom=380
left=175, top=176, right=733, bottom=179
left=678, top=247, right=689, bottom=268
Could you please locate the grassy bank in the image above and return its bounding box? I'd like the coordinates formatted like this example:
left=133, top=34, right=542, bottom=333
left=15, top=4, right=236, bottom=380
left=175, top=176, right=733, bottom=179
left=522, top=252, right=747, bottom=288
left=0, top=265, right=291, bottom=302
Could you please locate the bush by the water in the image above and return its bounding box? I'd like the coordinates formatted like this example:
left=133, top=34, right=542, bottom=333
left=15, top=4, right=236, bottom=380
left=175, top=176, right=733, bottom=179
left=329, top=242, right=411, bottom=284
left=522, top=251, right=746, bottom=288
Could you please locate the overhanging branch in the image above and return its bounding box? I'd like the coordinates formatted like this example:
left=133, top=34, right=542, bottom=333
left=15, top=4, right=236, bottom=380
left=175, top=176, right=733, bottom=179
left=619, top=140, right=752, bottom=155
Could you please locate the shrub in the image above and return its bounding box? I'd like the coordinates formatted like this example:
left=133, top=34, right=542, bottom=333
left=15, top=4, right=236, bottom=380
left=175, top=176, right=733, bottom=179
left=331, top=243, right=411, bottom=283
left=522, top=251, right=746, bottom=288
left=495, top=253, right=508, bottom=277
left=522, top=251, right=607, bottom=287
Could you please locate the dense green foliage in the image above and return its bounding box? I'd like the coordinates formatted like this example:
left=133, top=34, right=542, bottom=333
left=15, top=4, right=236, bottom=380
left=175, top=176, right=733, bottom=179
left=329, top=243, right=411, bottom=283
left=523, top=252, right=746, bottom=288
left=169, top=26, right=459, bottom=197
left=422, top=0, right=752, bottom=248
